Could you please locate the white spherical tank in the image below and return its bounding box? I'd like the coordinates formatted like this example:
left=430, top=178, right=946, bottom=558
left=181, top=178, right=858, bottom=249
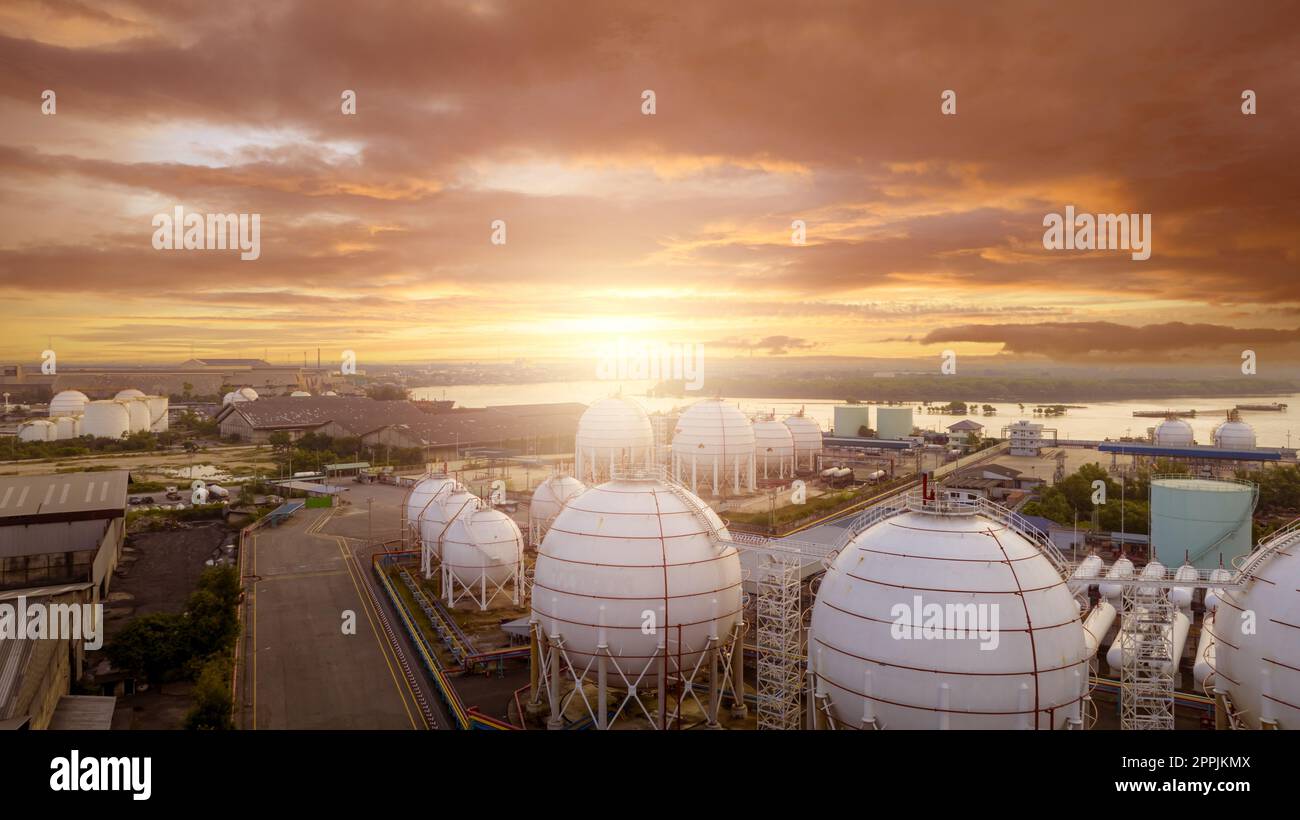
left=82, top=400, right=131, bottom=439
left=783, top=412, right=823, bottom=472
left=404, top=475, right=459, bottom=528
left=237, top=387, right=259, bottom=402
left=528, top=475, right=586, bottom=537
left=809, top=495, right=1089, bottom=729
left=147, top=396, right=169, bottom=432
left=753, top=418, right=795, bottom=479
left=574, top=396, right=655, bottom=483
left=18, top=419, right=56, bottom=442
left=441, top=507, right=523, bottom=588
left=1153, top=417, right=1194, bottom=446
left=1213, top=416, right=1256, bottom=449
left=671, top=399, right=756, bottom=495
left=48, top=390, right=89, bottom=418
left=532, top=475, right=743, bottom=678
left=1214, top=526, right=1300, bottom=729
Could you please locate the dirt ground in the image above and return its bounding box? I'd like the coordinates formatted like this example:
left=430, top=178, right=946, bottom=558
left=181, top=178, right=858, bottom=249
left=103, top=523, right=237, bottom=637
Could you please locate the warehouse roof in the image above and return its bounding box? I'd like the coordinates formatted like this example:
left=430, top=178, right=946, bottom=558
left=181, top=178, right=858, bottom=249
left=0, top=519, right=112, bottom=558
left=947, top=419, right=985, bottom=431
left=217, top=396, right=431, bottom=434
left=0, top=471, right=127, bottom=525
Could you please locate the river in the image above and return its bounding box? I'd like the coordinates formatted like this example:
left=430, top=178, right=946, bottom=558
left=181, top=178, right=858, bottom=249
left=411, top=381, right=1299, bottom=448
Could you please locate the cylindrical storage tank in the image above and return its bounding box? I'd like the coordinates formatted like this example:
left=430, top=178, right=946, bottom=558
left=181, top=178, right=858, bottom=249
left=122, top=398, right=150, bottom=433
left=237, top=387, right=259, bottom=402
left=1215, top=526, right=1300, bottom=729
left=833, top=405, right=871, bottom=438
left=875, top=407, right=914, bottom=441
left=441, top=507, right=523, bottom=589
left=54, top=416, right=78, bottom=440
left=82, top=400, right=131, bottom=439
left=222, top=391, right=237, bottom=405
left=17, top=419, right=57, bottom=442
left=809, top=495, right=1088, bottom=729
left=528, top=475, right=586, bottom=543
left=671, top=399, right=756, bottom=495
left=48, top=390, right=89, bottom=418
left=783, top=412, right=823, bottom=473
left=532, top=475, right=742, bottom=679
left=1151, top=477, right=1255, bottom=570
left=1153, top=417, right=1194, bottom=446
left=147, top=396, right=169, bottom=432
left=752, top=419, right=795, bottom=479
left=574, top=396, right=655, bottom=484
left=1213, top=415, right=1256, bottom=449
left=1100, top=556, right=1134, bottom=601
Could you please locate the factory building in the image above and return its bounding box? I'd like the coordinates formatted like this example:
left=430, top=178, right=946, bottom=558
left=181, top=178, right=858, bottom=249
left=0, top=471, right=127, bottom=730
left=1005, top=419, right=1055, bottom=456
left=0, top=357, right=332, bottom=402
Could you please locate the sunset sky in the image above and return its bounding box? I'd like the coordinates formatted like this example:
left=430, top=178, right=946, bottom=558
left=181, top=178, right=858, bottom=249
left=1, top=1, right=1298, bottom=366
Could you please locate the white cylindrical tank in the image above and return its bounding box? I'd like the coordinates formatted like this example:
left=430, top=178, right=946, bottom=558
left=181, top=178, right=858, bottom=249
left=532, top=475, right=742, bottom=679
left=528, top=475, right=586, bottom=543
left=147, top=396, right=169, bottom=432
left=1213, top=415, right=1256, bottom=449
left=17, top=419, right=56, bottom=442
left=1170, top=562, right=1198, bottom=612
left=53, top=415, right=78, bottom=440
left=1100, top=557, right=1135, bottom=601
left=782, top=412, right=823, bottom=472
left=48, top=390, right=89, bottom=417
left=1215, top=525, right=1300, bottom=728
left=574, top=396, right=655, bottom=484
left=1151, top=477, right=1255, bottom=570
left=122, top=399, right=150, bottom=433
left=82, top=400, right=131, bottom=439
left=671, top=399, right=756, bottom=496
left=1153, top=417, right=1194, bottom=446
left=808, top=494, right=1088, bottom=729
left=441, top=507, right=523, bottom=589
left=752, top=418, right=795, bottom=479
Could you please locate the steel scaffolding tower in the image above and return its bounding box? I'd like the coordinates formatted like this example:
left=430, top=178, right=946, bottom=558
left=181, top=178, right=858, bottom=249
left=1120, top=584, right=1176, bottom=730
left=755, top=554, right=803, bottom=730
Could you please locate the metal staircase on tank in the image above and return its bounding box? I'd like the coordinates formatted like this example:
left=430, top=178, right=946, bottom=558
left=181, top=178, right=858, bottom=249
left=1120, top=584, right=1176, bottom=730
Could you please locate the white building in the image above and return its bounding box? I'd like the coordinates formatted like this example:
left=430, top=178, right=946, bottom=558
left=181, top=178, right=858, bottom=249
left=1006, top=420, right=1046, bottom=456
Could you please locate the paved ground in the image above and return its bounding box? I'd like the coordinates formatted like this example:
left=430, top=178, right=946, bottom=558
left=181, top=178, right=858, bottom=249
left=238, top=505, right=424, bottom=729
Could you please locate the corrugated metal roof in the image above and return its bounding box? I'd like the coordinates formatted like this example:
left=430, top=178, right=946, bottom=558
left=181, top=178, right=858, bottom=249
left=0, top=519, right=111, bottom=558
left=0, top=471, right=127, bottom=524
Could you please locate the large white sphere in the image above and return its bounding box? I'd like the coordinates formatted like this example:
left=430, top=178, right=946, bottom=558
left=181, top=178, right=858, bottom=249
left=1213, top=419, right=1256, bottom=449
left=529, top=475, right=586, bottom=529
left=404, top=476, right=459, bottom=526
left=48, top=390, right=89, bottom=417
left=1153, top=418, right=1194, bottom=446
left=532, top=476, right=743, bottom=677
left=783, top=413, right=823, bottom=459
left=673, top=400, right=756, bottom=461
left=441, top=507, right=523, bottom=588
left=574, top=396, right=654, bottom=482
left=753, top=419, right=795, bottom=457
left=82, top=400, right=130, bottom=439
left=809, top=500, right=1089, bottom=729
left=236, top=387, right=259, bottom=402
left=1215, top=528, right=1300, bottom=728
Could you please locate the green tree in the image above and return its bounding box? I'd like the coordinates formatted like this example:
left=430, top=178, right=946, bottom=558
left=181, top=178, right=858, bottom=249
left=106, top=613, right=187, bottom=684
left=184, top=657, right=233, bottom=730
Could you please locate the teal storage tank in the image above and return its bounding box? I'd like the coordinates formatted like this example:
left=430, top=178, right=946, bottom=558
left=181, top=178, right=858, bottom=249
left=1150, top=477, right=1256, bottom=570
left=875, top=407, right=914, bottom=441
left=833, top=405, right=872, bottom=437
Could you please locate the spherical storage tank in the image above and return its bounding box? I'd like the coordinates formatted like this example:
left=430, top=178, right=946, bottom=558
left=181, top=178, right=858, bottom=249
left=1213, top=412, right=1256, bottom=449
left=441, top=507, right=523, bottom=589
left=752, top=418, right=795, bottom=478
left=17, top=419, right=56, bottom=442
left=528, top=475, right=586, bottom=542
left=1150, top=477, right=1255, bottom=570
left=403, top=475, right=480, bottom=576
left=532, top=474, right=742, bottom=678
left=783, top=412, right=823, bottom=472
left=574, top=396, right=655, bottom=483
left=1214, top=525, right=1300, bottom=728
left=82, top=400, right=131, bottom=439
left=48, top=390, right=89, bottom=418
left=671, top=399, right=756, bottom=495
left=808, top=494, right=1089, bottom=729
left=1153, top=417, right=1194, bottom=446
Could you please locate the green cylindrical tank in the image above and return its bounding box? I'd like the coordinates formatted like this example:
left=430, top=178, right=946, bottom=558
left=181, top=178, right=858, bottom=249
left=875, top=407, right=914, bottom=441
left=1150, top=477, right=1256, bottom=570
left=833, top=405, right=872, bottom=437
